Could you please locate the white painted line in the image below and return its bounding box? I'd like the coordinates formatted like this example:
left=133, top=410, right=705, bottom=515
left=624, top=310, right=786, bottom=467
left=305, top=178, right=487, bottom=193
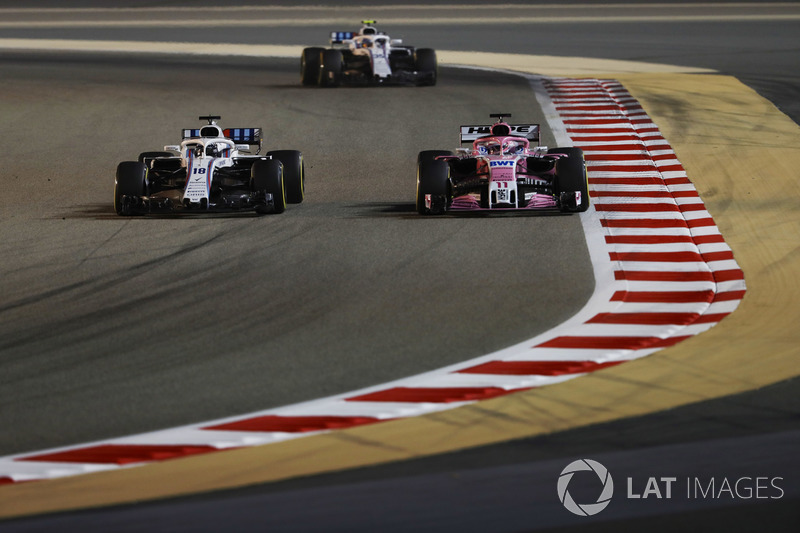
left=0, top=39, right=716, bottom=76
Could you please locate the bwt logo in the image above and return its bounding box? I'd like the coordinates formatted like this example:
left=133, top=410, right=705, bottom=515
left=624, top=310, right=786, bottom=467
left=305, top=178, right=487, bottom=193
left=557, top=459, right=614, bottom=516
left=489, top=160, right=515, bottom=167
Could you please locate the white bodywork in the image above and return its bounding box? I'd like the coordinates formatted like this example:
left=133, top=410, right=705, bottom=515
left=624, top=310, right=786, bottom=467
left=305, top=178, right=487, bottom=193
left=332, top=22, right=405, bottom=80
left=350, top=34, right=393, bottom=79
left=165, top=135, right=242, bottom=206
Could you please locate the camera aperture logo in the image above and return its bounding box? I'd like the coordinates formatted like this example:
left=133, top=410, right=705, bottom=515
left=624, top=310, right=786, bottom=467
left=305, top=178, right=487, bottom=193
left=557, top=459, right=614, bottom=516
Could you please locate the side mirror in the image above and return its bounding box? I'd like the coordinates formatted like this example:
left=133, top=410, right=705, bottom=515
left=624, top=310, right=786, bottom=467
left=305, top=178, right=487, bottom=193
left=164, top=145, right=180, bottom=152
left=391, top=39, right=403, bottom=46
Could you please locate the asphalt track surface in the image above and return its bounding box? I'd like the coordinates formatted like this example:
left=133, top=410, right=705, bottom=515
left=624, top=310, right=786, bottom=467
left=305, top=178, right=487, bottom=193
left=0, top=53, right=596, bottom=456
left=1, top=1, right=799, bottom=531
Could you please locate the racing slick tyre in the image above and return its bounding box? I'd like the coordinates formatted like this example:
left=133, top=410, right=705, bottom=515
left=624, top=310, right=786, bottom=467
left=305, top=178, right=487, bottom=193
left=416, top=150, right=452, bottom=215
left=550, top=147, right=590, bottom=213
left=301, top=47, right=324, bottom=86
left=114, top=161, right=148, bottom=216
left=413, top=48, right=437, bottom=86
left=137, top=151, right=173, bottom=164
left=318, top=49, right=342, bottom=88
left=267, top=150, right=304, bottom=204
left=251, top=159, right=286, bottom=214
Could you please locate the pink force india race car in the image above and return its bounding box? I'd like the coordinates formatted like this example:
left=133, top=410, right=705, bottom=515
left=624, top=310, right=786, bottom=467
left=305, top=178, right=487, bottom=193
left=416, top=114, right=590, bottom=215
left=114, top=116, right=304, bottom=216
left=301, top=20, right=437, bottom=87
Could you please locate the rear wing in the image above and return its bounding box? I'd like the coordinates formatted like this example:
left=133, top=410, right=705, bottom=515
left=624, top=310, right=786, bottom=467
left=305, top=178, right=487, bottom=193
left=330, top=31, right=356, bottom=44
left=181, top=127, right=262, bottom=146
left=460, top=124, right=540, bottom=144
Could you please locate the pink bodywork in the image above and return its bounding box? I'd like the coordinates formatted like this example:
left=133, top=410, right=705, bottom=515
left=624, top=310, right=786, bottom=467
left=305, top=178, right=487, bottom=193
left=440, top=135, right=560, bottom=211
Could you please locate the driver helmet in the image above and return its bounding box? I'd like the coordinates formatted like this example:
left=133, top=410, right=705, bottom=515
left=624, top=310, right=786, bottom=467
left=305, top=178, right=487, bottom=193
left=504, top=140, right=522, bottom=155
left=206, top=144, right=219, bottom=157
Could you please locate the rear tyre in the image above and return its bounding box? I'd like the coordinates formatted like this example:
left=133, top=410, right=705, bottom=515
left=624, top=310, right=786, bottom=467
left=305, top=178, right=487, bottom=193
left=413, top=48, right=437, bottom=86
left=416, top=150, right=452, bottom=215
left=318, top=49, right=342, bottom=88
left=301, top=47, right=324, bottom=86
left=251, top=159, right=286, bottom=214
left=550, top=147, right=589, bottom=212
left=114, top=161, right=148, bottom=215
left=267, top=150, right=304, bottom=204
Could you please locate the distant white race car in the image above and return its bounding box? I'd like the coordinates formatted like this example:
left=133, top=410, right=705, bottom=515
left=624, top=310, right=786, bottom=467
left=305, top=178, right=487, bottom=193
left=301, top=20, right=437, bottom=87
left=114, top=116, right=304, bottom=215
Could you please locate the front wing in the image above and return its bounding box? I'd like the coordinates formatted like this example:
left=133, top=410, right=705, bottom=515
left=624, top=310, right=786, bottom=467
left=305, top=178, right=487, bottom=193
left=116, top=190, right=278, bottom=215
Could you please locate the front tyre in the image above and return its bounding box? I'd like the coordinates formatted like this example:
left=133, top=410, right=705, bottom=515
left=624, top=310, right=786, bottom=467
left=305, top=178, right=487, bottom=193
left=301, top=47, right=324, bottom=86
left=114, top=161, right=148, bottom=215
left=550, top=147, right=590, bottom=213
left=318, top=49, right=342, bottom=88
left=416, top=150, right=452, bottom=215
left=267, top=150, right=304, bottom=204
left=413, top=48, right=437, bottom=86
left=251, top=159, right=286, bottom=214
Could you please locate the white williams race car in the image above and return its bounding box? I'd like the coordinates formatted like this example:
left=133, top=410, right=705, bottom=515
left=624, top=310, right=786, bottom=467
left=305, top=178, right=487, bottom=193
left=114, top=116, right=304, bottom=215
left=301, top=20, right=437, bottom=87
